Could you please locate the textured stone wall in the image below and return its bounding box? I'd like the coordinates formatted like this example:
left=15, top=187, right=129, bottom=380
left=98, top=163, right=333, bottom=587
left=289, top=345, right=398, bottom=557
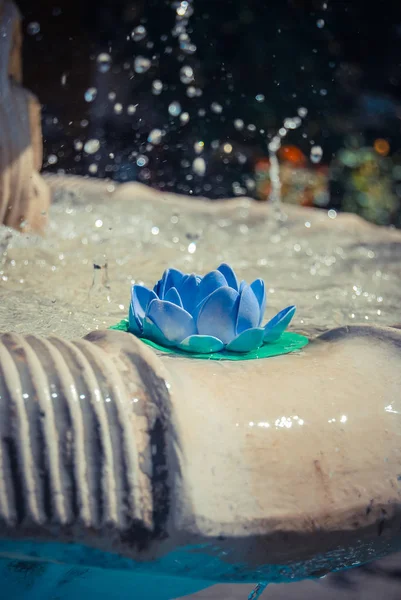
left=0, top=0, right=50, bottom=232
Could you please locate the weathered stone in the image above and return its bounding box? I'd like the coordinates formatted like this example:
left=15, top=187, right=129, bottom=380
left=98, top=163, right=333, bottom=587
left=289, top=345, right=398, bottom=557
left=0, top=0, right=50, bottom=232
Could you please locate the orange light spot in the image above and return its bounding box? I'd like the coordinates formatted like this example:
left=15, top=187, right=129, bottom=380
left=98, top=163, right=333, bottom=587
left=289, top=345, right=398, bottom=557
left=255, top=158, right=270, bottom=172
left=374, top=138, right=390, bottom=156
left=278, top=145, right=307, bottom=166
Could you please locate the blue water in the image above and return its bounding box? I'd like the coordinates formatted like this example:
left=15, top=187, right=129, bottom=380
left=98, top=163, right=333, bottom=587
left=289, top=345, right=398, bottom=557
left=0, top=538, right=223, bottom=599
left=0, top=557, right=213, bottom=600
left=1, top=533, right=400, bottom=599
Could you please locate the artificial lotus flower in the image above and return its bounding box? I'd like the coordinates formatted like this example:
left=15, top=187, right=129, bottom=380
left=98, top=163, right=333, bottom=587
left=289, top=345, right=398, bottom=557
left=128, top=264, right=295, bottom=353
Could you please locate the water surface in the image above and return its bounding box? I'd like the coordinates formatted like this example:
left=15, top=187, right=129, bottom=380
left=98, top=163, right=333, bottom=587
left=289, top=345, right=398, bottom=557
left=0, top=176, right=400, bottom=339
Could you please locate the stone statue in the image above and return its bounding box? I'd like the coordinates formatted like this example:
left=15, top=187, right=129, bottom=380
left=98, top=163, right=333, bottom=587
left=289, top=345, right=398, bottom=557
left=0, top=0, right=50, bottom=233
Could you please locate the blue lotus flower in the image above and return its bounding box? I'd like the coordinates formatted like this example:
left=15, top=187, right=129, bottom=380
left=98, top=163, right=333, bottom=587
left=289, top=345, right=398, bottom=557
left=128, top=264, right=296, bottom=353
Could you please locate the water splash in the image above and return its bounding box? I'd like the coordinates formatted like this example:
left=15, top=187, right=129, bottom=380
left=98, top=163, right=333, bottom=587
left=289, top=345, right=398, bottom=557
left=268, top=107, right=308, bottom=222
left=43, top=0, right=316, bottom=208
left=268, top=136, right=282, bottom=220
left=131, top=25, right=147, bottom=42
left=96, top=53, right=112, bottom=74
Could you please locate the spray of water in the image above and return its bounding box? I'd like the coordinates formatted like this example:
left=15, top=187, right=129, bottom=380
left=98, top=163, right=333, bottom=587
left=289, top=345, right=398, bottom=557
left=44, top=0, right=313, bottom=216
left=268, top=108, right=309, bottom=221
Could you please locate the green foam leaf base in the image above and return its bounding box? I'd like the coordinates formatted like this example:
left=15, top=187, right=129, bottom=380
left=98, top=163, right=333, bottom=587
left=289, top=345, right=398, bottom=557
left=109, top=319, right=308, bottom=361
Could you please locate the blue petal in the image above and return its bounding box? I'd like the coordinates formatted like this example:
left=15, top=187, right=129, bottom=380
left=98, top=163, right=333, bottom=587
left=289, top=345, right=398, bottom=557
left=153, top=279, right=162, bottom=296
left=143, top=317, right=174, bottom=347
left=162, top=268, right=185, bottom=298
left=128, top=302, right=143, bottom=336
left=239, top=280, right=246, bottom=293
left=146, top=299, right=196, bottom=344
left=192, top=295, right=209, bottom=322
left=263, top=305, right=296, bottom=343
left=197, top=270, right=227, bottom=302
left=177, top=274, right=199, bottom=314
left=131, top=285, right=157, bottom=327
left=197, top=287, right=239, bottom=344
left=217, top=263, right=238, bottom=291
left=250, top=278, right=266, bottom=325
left=157, top=268, right=185, bottom=299
left=226, top=328, right=265, bottom=353
left=236, top=284, right=260, bottom=334
left=178, top=335, right=224, bottom=354
left=164, top=286, right=183, bottom=307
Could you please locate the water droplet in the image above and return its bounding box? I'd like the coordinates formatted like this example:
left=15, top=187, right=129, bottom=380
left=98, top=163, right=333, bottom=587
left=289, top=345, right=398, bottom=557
left=268, top=136, right=281, bottom=152
left=47, top=154, right=58, bottom=165
left=168, top=101, right=182, bottom=117
left=84, top=139, right=100, bottom=154
left=84, top=87, right=97, bottom=102
left=176, top=1, right=191, bottom=17
left=310, top=145, right=323, bottom=163
left=211, top=102, right=223, bottom=114
left=234, top=118, right=244, bottom=130
left=147, top=129, right=163, bottom=144
left=194, top=141, right=204, bottom=154
left=317, top=19, right=325, bottom=28
left=180, top=112, right=190, bottom=124
left=186, top=86, right=197, bottom=98
left=136, top=155, right=149, bottom=167
left=284, top=117, right=301, bottom=130
left=114, top=103, right=123, bottom=114
left=256, top=94, right=265, bottom=102
left=233, top=183, right=246, bottom=195
left=74, top=140, right=83, bottom=151
left=152, top=79, right=163, bottom=95
left=97, top=53, right=112, bottom=73
left=131, top=25, right=147, bottom=42
left=181, top=42, right=197, bottom=54
left=89, top=164, right=98, bottom=174
left=27, top=22, right=40, bottom=35
left=134, top=56, right=151, bottom=74
left=298, top=106, right=308, bottom=118
left=192, top=157, right=206, bottom=176
left=180, top=65, right=194, bottom=84
left=127, top=104, right=137, bottom=115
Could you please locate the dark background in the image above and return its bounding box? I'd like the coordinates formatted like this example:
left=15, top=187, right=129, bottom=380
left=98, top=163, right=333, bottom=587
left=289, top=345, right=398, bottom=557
left=15, top=0, right=401, bottom=220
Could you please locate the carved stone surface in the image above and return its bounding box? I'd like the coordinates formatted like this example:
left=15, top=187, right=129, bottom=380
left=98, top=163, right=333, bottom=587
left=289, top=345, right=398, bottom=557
left=0, top=325, right=401, bottom=596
